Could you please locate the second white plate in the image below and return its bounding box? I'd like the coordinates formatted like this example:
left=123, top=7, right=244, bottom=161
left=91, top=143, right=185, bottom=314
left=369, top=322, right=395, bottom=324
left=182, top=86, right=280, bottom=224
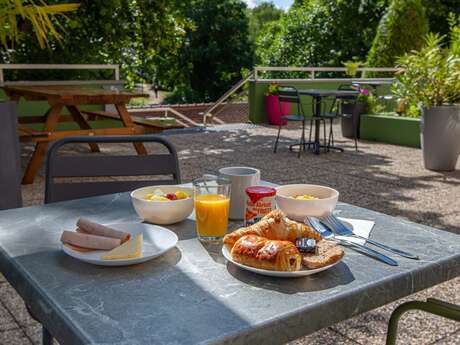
left=62, top=222, right=178, bottom=266
left=222, top=246, right=342, bottom=278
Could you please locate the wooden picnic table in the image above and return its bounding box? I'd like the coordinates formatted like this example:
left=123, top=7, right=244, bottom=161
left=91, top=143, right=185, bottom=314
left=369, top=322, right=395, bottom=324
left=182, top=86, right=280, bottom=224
left=3, top=86, right=177, bottom=184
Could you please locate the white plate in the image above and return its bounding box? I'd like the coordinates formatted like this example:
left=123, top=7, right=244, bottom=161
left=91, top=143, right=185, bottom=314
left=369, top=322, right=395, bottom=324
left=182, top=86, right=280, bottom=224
left=62, top=223, right=178, bottom=266
left=222, top=246, right=342, bottom=278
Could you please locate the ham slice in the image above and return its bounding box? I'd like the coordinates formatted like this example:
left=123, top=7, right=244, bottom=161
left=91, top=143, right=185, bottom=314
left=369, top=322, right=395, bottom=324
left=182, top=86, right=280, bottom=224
left=76, top=218, right=130, bottom=243
left=60, top=231, right=121, bottom=250
left=63, top=243, right=97, bottom=253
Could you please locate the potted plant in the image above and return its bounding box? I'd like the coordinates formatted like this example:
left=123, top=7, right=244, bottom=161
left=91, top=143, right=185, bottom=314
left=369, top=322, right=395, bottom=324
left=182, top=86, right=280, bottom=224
left=265, top=82, right=290, bottom=125
left=393, top=32, right=460, bottom=171
left=343, top=60, right=362, bottom=78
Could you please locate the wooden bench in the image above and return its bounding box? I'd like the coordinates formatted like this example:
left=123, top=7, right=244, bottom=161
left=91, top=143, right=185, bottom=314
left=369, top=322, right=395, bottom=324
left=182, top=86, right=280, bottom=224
left=17, top=124, right=48, bottom=142
left=83, top=110, right=184, bottom=133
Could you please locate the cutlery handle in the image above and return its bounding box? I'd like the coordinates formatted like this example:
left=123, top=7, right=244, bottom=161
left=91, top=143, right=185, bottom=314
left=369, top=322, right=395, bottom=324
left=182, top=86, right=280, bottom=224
left=339, top=239, right=399, bottom=266
left=358, top=236, right=420, bottom=260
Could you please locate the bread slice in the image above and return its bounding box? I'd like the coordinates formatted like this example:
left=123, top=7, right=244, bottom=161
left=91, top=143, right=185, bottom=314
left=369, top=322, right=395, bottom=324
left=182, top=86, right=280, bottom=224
left=302, top=239, right=344, bottom=269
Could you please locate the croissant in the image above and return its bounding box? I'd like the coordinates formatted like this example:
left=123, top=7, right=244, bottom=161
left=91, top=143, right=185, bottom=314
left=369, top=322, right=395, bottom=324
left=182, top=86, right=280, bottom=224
left=224, top=209, right=321, bottom=250
left=231, top=235, right=301, bottom=271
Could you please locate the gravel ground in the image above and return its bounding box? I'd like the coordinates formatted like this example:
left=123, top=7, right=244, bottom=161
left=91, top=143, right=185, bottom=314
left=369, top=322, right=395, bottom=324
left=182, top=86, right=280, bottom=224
left=4, top=122, right=460, bottom=344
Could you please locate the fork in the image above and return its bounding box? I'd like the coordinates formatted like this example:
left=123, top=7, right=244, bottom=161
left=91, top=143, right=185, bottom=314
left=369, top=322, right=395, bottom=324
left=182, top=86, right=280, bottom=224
left=320, top=214, right=419, bottom=260
left=305, top=216, right=398, bottom=266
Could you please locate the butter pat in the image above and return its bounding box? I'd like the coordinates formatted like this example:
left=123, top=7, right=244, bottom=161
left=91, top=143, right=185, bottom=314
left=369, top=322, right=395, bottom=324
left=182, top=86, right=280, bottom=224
left=101, top=234, right=143, bottom=260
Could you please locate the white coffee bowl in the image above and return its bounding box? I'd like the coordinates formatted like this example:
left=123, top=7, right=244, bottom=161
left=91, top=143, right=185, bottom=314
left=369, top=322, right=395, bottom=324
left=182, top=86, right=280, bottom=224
left=131, top=185, right=194, bottom=225
left=276, top=184, right=339, bottom=221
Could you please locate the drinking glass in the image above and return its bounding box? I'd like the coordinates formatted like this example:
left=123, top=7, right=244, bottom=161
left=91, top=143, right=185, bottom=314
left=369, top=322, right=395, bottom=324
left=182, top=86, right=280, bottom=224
left=193, top=176, right=231, bottom=242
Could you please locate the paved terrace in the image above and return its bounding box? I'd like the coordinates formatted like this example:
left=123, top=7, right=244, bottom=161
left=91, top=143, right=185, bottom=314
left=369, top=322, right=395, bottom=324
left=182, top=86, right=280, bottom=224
left=4, top=123, right=460, bottom=344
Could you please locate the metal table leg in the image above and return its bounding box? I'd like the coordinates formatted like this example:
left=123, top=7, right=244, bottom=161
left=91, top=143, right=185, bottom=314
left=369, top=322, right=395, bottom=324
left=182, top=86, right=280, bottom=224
left=42, top=326, right=53, bottom=345
left=386, top=298, right=460, bottom=345
left=314, top=96, right=321, bottom=154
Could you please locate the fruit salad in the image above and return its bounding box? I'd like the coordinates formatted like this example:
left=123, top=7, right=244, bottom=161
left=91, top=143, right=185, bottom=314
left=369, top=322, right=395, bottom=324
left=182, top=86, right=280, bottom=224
left=144, top=189, right=190, bottom=202
left=290, top=194, right=318, bottom=200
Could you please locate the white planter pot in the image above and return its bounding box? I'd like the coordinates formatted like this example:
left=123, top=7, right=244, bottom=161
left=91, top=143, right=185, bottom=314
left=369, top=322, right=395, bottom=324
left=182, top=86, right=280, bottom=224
left=420, top=105, right=460, bottom=171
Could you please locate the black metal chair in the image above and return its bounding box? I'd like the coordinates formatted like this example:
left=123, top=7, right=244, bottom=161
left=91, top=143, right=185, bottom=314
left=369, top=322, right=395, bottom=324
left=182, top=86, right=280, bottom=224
left=323, top=84, right=359, bottom=151
left=30, top=135, right=181, bottom=345
left=45, top=135, right=181, bottom=203
left=311, top=94, right=337, bottom=152
left=273, top=87, right=312, bottom=157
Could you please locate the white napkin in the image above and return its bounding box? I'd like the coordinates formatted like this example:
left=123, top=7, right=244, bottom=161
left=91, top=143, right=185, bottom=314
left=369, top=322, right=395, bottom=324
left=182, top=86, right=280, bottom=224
left=335, top=217, right=375, bottom=245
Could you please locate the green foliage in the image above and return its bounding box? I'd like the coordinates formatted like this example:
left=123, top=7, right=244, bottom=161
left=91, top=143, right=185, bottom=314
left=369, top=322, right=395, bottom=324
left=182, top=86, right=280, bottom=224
left=343, top=60, right=362, bottom=77
left=392, top=29, right=460, bottom=107
left=422, top=0, right=460, bottom=38
left=0, top=1, right=79, bottom=49
left=165, top=0, right=253, bottom=103
left=366, top=0, right=429, bottom=67
left=366, top=94, right=386, bottom=114
left=256, top=0, right=388, bottom=70
left=4, top=0, right=187, bottom=88
left=129, top=97, right=149, bottom=107
left=404, top=103, right=421, bottom=118
left=265, top=82, right=280, bottom=96
left=449, top=13, right=460, bottom=54
left=247, top=2, right=283, bottom=49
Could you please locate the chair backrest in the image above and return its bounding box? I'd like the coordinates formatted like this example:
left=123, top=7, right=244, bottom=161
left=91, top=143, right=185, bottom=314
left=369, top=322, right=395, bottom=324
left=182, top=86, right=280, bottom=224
left=278, top=87, right=301, bottom=104
left=278, top=87, right=306, bottom=117
left=338, top=83, right=357, bottom=91
left=45, top=135, right=181, bottom=204
left=337, top=83, right=359, bottom=104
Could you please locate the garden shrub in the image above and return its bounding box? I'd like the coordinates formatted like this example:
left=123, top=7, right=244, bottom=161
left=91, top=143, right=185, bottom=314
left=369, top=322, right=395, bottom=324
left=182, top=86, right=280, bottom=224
left=367, top=0, right=429, bottom=67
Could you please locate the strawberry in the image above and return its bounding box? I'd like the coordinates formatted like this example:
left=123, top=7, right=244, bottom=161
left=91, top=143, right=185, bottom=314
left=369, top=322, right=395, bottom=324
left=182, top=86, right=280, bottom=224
left=166, top=193, right=178, bottom=200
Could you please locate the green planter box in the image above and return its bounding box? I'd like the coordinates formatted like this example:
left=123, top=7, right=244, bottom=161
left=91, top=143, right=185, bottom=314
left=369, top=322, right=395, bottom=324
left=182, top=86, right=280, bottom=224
left=248, top=80, right=392, bottom=124
left=360, top=113, right=420, bottom=148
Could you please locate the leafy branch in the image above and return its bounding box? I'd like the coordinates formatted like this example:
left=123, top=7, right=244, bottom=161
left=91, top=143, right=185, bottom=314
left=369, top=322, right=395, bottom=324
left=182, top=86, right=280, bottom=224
left=0, top=0, right=80, bottom=49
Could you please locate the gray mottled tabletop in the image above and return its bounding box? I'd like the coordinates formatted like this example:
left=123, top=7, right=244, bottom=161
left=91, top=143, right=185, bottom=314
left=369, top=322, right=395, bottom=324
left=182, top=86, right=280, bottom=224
left=0, top=192, right=459, bottom=345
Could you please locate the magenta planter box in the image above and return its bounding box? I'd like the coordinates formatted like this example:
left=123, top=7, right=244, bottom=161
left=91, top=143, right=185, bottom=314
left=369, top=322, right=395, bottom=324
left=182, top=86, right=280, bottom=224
left=265, top=95, right=290, bottom=125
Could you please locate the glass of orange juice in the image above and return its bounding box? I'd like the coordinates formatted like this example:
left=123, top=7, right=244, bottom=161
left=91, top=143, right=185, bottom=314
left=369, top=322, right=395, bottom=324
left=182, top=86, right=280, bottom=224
left=193, top=176, right=231, bottom=242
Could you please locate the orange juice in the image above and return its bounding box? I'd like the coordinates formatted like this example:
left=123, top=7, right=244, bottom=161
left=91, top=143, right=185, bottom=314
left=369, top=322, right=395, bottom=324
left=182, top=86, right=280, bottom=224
left=195, top=194, right=230, bottom=238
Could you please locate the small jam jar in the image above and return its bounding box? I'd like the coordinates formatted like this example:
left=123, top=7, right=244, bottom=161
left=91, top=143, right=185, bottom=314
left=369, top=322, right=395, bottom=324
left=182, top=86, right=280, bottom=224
left=245, top=186, right=277, bottom=226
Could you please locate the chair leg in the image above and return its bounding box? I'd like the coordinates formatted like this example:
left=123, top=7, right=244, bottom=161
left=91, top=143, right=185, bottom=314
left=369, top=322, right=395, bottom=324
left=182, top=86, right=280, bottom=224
left=352, top=116, right=358, bottom=152
left=42, top=326, right=53, bottom=345
left=386, top=299, right=460, bottom=345
left=274, top=124, right=282, bottom=153
left=327, top=118, right=333, bottom=149
left=330, top=118, right=335, bottom=146
left=322, top=120, right=327, bottom=152
left=298, top=120, right=305, bottom=158
left=308, top=119, right=313, bottom=148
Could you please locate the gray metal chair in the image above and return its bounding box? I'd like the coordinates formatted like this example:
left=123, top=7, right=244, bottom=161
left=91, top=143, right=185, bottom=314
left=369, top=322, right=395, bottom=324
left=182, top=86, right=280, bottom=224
left=45, top=135, right=181, bottom=203
left=32, top=135, right=181, bottom=345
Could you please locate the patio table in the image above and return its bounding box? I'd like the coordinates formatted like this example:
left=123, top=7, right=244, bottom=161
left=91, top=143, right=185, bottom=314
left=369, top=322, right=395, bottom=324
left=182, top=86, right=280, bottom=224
left=351, top=80, right=394, bottom=91
left=298, top=89, right=359, bottom=154
left=0, top=184, right=459, bottom=345
left=3, top=86, right=150, bottom=185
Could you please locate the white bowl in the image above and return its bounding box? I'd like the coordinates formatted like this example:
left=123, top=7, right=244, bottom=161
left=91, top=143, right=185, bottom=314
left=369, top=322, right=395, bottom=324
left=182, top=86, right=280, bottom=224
left=131, top=185, right=194, bottom=225
left=275, top=184, right=339, bottom=221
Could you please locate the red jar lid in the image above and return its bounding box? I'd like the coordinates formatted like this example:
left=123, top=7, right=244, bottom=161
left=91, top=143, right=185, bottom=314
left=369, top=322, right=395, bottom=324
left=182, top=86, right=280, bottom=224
left=246, top=186, right=276, bottom=200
